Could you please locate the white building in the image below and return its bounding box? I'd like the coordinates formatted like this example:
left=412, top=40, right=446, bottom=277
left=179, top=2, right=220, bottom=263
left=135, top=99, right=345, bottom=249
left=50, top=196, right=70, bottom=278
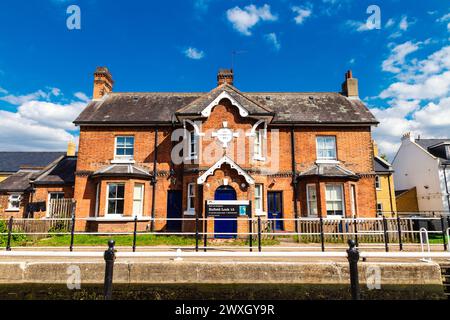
left=392, top=133, right=450, bottom=213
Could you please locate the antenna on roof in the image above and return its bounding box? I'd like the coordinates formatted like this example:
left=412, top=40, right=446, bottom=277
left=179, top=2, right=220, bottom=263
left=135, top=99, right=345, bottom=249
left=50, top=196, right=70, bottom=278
left=231, top=50, right=247, bottom=71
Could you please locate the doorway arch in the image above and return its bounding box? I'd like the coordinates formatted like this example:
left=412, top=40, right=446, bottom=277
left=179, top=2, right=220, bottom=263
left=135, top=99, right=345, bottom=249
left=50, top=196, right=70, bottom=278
left=214, top=186, right=237, bottom=239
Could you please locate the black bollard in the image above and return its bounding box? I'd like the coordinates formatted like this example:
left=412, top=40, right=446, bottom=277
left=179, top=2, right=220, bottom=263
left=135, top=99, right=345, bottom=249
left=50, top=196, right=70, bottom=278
left=346, top=239, right=360, bottom=300
left=103, top=240, right=116, bottom=300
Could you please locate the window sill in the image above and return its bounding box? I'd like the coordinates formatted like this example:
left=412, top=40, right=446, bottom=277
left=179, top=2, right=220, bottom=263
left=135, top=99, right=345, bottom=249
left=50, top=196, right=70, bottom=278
left=86, top=216, right=152, bottom=222
left=253, top=156, right=266, bottom=162
left=316, top=159, right=339, bottom=164
left=5, top=209, right=20, bottom=212
left=184, top=156, right=198, bottom=161
left=255, top=211, right=266, bottom=217
left=184, top=210, right=196, bottom=216
left=111, top=159, right=136, bottom=164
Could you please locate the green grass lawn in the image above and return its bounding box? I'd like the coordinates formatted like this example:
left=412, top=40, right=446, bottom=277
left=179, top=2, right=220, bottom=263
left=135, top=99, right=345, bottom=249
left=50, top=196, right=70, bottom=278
left=3, top=234, right=279, bottom=248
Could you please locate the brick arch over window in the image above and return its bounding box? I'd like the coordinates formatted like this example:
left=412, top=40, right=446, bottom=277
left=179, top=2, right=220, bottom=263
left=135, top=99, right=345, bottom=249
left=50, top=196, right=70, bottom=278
left=197, top=155, right=254, bottom=185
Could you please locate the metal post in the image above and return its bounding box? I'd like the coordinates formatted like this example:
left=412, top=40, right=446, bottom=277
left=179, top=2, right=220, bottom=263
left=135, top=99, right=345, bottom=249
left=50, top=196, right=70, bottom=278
left=382, top=215, right=389, bottom=252
left=103, top=240, right=116, bottom=300
left=249, top=216, right=253, bottom=252
left=441, top=216, right=447, bottom=252
left=6, top=216, right=13, bottom=252
left=195, top=215, right=199, bottom=252
left=353, top=217, right=359, bottom=248
left=69, top=213, right=76, bottom=252
left=203, top=217, right=208, bottom=253
left=396, top=215, right=403, bottom=251
left=346, top=239, right=360, bottom=300
left=132, top=216, right=138, bottom=252
left=257, top=215, right=262, bottom=252
left=319, top=216, right=325, bottom=252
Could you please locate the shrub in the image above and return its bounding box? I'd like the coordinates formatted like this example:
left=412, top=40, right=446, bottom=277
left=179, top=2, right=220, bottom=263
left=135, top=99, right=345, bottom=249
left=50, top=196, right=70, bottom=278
left=0, top=220, right=27, bottom=246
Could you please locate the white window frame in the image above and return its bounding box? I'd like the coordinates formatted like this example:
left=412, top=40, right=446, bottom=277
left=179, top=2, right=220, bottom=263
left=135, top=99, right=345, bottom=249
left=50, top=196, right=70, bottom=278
left=254, top=184, right=264, bottom=214
left=375, top=175, right=381, bottom=190
left=186, top=183, right=196, bottom=214
left=253, top=130, right=265, bottom=161
left=132, top=183, right=145, bottom=217
left=376, top=203, right=383, bottom=215
left=350, top=184, right=357, bottom=218
left=187, top=131, right=198, bottom=160
left=316, top=136, right=337, bottom=162
left=7, top=194, right=21, bottom=211
left=105, top=183, right=125, bottom=216
left=325, top=184, right=345, bottom=219
left=48, top=192, right=64, bottom=202
left=113, top=136, right=135, bottom=163
left=306, top=184, right=318, bottom=217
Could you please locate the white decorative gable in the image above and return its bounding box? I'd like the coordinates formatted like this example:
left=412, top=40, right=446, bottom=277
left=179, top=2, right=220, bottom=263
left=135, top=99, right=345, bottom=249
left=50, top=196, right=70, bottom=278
left=197, top=155, right=255, bottom=185
left=201, top=91, right=249, bottom=118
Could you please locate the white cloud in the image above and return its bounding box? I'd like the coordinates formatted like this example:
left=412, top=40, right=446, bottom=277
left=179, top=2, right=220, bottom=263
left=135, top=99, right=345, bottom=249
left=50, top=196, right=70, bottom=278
left=372, top=44, right=450, bottom=159
left=0, top=87, right=7, bottom=94
left=264, top=33, right=280, bottom=51
left=0, top=89, right=88, bottom=151
left=226, top=4, right=277, bottom=36
left=184, top=47, right=205, bottom=60
left=0, top=87, right=61, bottom=105
left=292, top=5, right=312, bottom=25
left=385, top=18, right=395, bottom=28
left=345, top=20, right=371, bottom=32
left=399, top=16, right=409, bottom=31
left=437, top=13, right=450, bottom=23
left=381, top=41, right=421, bottom=73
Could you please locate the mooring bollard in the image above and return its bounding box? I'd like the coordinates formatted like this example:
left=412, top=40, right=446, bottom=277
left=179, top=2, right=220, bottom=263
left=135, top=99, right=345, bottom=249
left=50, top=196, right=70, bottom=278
left=346, top=239, right=360, bottom=300
left=257, top=215, right=262, bottom=252
left=104, top=240, right=116, bottom=300
left=132, top=216, right=138, bottom=252
left=69, top=213, right=76, bottom=252
left=6, top=216, right=13, bottom=252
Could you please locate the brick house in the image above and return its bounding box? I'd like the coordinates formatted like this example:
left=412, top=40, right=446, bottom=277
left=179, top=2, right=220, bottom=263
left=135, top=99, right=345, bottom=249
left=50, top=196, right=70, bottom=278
left=73, top=67, right=379, bottom=235
left=0, top=146, right=77, bottom=219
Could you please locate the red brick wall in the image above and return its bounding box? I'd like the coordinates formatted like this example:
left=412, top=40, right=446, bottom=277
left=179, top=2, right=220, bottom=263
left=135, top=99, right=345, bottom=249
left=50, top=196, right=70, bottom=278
left=74, top=99, right=377, bottom=232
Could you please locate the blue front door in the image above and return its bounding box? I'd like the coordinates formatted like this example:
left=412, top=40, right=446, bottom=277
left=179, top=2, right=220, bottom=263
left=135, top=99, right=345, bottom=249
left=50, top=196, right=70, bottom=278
left=214, top=186, right=237, bottom=239
left=166, top=191, right=182, bottom=232
left=268, top=192, right=284, bottom=231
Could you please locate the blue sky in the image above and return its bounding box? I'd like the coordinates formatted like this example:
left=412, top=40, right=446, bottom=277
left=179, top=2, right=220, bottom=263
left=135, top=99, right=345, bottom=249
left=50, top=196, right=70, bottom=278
left=0, top=0, right=449, bottom=159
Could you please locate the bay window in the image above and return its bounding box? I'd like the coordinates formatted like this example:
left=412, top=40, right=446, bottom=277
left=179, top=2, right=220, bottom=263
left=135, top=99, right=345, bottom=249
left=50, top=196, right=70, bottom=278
left=325, top=184, right=344, bottom=217
left=106, top=183, right=125, bottom=215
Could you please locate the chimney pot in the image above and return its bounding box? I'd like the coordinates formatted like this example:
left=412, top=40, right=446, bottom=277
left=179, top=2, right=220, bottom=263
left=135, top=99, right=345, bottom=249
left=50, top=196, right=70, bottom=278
left=217, top=69, right=234, bottom=86
left=93, top=66, right=114, bottom=100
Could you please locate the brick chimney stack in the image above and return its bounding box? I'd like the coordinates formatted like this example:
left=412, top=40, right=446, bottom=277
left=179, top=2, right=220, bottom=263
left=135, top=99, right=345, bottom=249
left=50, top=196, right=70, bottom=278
left=93, top=67, right=114, bottom=100
left=341, top=70, right=359, bottom=98
left=217, top=69, right=234, bottom=86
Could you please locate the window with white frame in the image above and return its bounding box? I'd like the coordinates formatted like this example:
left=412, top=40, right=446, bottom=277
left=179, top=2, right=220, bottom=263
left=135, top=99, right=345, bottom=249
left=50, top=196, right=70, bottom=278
left=187, top=183, right=195, bottom=212
left=115, top=136, right=134, bottom=161
left=7, top=194, right=21, bottom=211
left=188, top=131, right=198, bottom=158
left=325, top=184, right=344, bottom=216
left=49, top=192, right=64, bottom=200
left=306, top=184, right=318, bottom=216
left=376, top=203, right=383, bottom=215
left=132, top=183, right=144, bottom=216
left=106, top=183, right=125, bottom=215
left=255, top=184, right=263, bottom=213
left=316, top=136, right=337, bottom=161
left=253, top=130, right=263, bottom=160
left=375, top=175, right=381, bottom=190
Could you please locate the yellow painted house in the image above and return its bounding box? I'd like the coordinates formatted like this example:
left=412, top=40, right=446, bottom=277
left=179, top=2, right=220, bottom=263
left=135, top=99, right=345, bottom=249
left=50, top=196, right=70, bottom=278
left=373, top=144, right=397, bottom=215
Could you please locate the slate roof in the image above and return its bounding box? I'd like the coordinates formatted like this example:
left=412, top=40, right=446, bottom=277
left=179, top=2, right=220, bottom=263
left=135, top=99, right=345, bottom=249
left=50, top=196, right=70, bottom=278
left=298, top=163, right=359, bottom=180
left=374, top=156, right=393, bottom=173
left=91, top=164, right=152, bottom=179
left=74, top=86, right=378, bottom=125
left=0, top=152, right=65, bottom=173
left=33, top=156, right=77, bottom=185
left=415, top=138, right=450, bottom=164
left=0, top=170, right=40, bottom=192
